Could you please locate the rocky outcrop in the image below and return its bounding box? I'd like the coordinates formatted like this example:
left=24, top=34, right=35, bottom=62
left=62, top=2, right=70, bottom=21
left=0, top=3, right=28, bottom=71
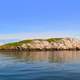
left=21, top=38, right=80, bottom=50
left=1, top=38, right=80, bottom=51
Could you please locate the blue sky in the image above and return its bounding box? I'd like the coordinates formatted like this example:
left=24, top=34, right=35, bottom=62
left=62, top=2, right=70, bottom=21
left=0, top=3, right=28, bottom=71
left=0, top=0, right=80, bottom=42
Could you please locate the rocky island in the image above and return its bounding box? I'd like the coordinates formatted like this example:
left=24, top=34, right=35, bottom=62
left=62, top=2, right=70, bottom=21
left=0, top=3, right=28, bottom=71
left=0, top=38, right=80, bottom=51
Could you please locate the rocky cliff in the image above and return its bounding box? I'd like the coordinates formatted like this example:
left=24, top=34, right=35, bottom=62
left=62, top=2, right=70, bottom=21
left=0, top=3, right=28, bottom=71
left=0, top=38, right=80, bottom=50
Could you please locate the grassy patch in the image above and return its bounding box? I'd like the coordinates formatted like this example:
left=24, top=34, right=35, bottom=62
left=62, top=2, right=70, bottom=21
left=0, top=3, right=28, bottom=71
left=19, top=39, right=32, bottom=43
left=4, top=42, right=21, bottom=46
left=47, top=38, right=63, bottom=42
left=0, top=39, right=33, bottom=48
left=0, top=38, right=63, bottom=49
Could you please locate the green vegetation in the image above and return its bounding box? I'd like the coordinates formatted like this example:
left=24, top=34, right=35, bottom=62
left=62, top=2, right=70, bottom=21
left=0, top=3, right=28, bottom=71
left=47, top=38, right=63, bottom=42
left=1, top=39, right=33, bottom=47
left=4, top=42, right=20, bottom=46
left=0, top=38, right=63, bottom=50
left=2, top=38, right=63, bottom=47
left=19, top=39, right=32, bottom=43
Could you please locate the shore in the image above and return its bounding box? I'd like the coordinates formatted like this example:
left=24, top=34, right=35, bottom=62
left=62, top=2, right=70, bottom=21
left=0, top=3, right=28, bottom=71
left=0, top=38, right=80, bottom=51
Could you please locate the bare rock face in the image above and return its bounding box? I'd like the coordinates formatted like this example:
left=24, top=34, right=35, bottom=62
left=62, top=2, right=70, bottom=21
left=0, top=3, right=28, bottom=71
left=21, top=38, right=80, bottom=50
left=62, top=38, right=80, bottom=49
left=24, top=40, right=51, bottom=50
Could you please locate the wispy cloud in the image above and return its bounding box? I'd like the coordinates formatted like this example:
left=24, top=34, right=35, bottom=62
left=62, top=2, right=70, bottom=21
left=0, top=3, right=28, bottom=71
left=0, top=32, right=66, bottom=40
left=0, top=32, right=79, bottom=45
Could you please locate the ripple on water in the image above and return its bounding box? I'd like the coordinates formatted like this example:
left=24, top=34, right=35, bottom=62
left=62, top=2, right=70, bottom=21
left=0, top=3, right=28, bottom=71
left=0, top=51, right=79, bottom=80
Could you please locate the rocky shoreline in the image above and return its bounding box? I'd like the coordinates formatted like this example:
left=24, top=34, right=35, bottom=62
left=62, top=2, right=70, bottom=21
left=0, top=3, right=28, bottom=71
left=0, top=38, right=80, bottom=51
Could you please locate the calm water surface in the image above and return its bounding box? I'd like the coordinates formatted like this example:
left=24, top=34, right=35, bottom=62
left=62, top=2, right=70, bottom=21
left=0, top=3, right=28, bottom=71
left=0, top=51, right=80, bottom=80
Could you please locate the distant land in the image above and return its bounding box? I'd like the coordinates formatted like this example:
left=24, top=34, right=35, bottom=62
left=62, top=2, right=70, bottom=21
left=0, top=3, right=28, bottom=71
left=0, top=38, right=80, bottom=51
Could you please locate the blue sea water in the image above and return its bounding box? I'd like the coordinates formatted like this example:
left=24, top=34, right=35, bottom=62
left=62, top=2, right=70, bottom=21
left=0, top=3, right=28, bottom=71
left=0, top=51, right=79, bottom=80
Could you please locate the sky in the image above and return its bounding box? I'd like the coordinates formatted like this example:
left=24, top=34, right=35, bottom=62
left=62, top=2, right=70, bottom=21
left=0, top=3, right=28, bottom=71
left=0, top=0, right=80, bottom=43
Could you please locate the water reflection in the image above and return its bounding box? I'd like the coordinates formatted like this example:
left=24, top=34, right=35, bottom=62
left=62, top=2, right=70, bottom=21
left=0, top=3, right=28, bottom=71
left=1, top=51, right=80, bottom=63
